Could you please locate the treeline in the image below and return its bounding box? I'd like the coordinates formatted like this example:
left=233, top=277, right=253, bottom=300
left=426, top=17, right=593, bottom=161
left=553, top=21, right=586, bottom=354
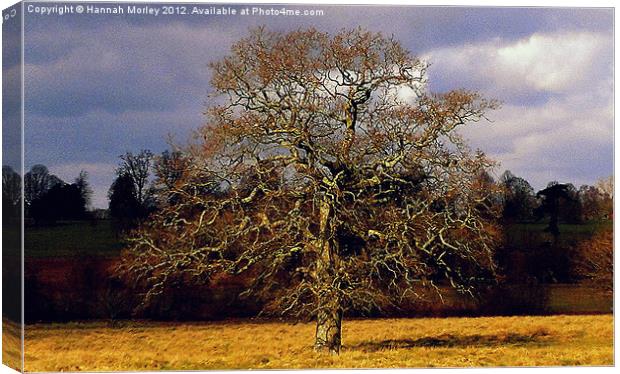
left=2, top=154, right=613, bottom=231
left=105, top=151, right=614, bottom=231
left=490, top=171, right=613, bottom=302
left=498, top=170, right=613, bottom=226
left=3, top=165, right=93, bottom=224
left=5, top=152, right=611, bottom=231
left=2, top=148, right=187, bottom=228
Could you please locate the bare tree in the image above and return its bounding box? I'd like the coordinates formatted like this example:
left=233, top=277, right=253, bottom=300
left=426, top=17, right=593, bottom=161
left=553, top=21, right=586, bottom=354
left=152, top=150, right=191, bottom=205
left=3, top=166, right=21, bottom=221
left=595, top=176, right=613, bottom=219
left=573, top=228, right=613, bottom=294
left=2, top=166, right=21, bottom=208
left=596, top=176, right=613, bottom=200
left=120, top=28, right=501, bottom=354
left=23, top=164, right=62, bottom=207
left=500, top=170, right=537, bottom=222
left=117, top=150, right=154, bottom=207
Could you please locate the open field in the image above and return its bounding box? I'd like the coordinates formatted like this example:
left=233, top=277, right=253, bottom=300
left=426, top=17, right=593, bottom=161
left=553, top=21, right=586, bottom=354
left=24, top=220, right=122, bottom=258
left=20, top=220, right=611, bottom=259
left=24, top=314, right=612, bottom=371
left=504, top=221, right=612, bottom=249
left=2, top=318, right=21, bottom=371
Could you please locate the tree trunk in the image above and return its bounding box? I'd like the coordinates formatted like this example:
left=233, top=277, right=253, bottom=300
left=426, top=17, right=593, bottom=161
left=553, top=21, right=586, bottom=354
left=314, top=296, right=343, bottom=354
left=313, top=196, right=343, bottom=354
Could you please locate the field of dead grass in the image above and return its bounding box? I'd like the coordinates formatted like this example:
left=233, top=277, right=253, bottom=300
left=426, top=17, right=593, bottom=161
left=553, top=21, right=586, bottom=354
left=23, top=314, right=612, bottom=371
left=2, top=318, right=21, bottom=371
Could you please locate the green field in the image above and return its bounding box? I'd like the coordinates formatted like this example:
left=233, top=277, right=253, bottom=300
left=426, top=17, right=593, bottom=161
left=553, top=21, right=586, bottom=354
left=504, top=221, right=611, bottom=248
left=24, top=220, right=123, bottom=258
left=19, top=220, right=611, bottom=259
left=17, top=219, right=613, bottom=320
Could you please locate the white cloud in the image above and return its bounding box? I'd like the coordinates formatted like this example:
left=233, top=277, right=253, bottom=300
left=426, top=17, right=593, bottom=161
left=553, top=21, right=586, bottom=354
left=495, top=32, right=606, bottom=92
left=424, top=31, right=613, bottom=190
left=424, top=31, right=612, bottom=98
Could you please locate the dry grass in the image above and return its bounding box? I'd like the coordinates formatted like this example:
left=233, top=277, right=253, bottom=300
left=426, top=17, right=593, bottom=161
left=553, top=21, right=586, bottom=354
left=24, top=315, right=612, bottom=371
left=2, top=318, right=22, bottom=371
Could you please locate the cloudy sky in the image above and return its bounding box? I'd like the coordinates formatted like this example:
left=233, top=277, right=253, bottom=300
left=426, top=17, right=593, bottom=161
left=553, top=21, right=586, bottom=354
left=19, top=2, right=613, bottom=208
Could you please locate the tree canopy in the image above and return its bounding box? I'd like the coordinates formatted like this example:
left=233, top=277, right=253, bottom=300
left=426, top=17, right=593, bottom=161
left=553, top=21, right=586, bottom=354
left=120, top=27, right=502, bottom=354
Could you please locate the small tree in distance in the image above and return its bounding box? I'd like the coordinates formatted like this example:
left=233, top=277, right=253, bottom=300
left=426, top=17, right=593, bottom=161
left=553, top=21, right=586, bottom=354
left=24, top=164, right=63, bottom=208
left=108, top=174, right=142, bottom=230
left=120, top=27, right=501, bottom=354
left=117, top=150, right=154, bottom=207
left=109, top=150, right=156, bottom=230
left=500, top=170, right=536, bottom=222
left=595, top=176, right=613, bottom=219
left=2, top=166, right=21, bottom=218
left=573, top=228, right=613, bottom=293
left=75, top=170, right=93, bottom=211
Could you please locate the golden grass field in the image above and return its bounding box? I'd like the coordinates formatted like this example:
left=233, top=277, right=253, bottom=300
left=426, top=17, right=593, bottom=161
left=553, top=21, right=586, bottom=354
left=18, top=314, right=613, bottom=371
left=2, top=319, right=21, bottom=371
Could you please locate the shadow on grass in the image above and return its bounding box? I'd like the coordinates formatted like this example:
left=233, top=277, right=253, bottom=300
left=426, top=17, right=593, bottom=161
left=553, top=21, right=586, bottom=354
left=348, top=330, right=551, bottom=352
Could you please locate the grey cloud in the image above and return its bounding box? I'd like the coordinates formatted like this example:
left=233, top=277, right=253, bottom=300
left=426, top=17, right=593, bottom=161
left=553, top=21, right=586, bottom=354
left=24, top=21, right=238, bottom=117
left=460, top=92, right=613, bottom=191
left=25, top=106, right=204, bottom=208
left=21, top=5, right=614, bottom=207
left=25, top=103, right=203, bottom=166
left=424, top=28, right=613, bottom=192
